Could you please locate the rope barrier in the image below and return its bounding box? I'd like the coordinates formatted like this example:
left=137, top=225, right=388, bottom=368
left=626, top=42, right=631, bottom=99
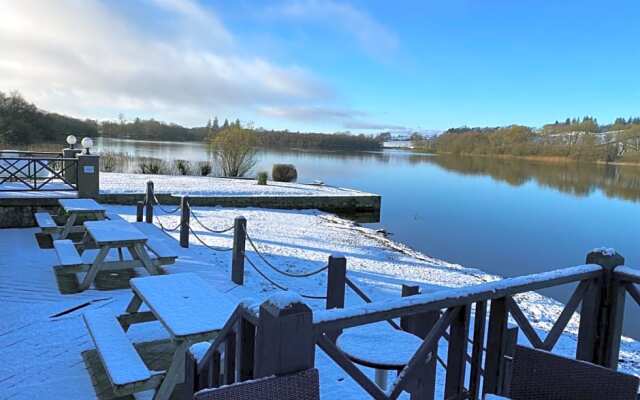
left=152, top=194, right=181, bottom=214
left=244, top=228, right=329, bottom=278
left=188, top=204, right=234, bottom=234
left=154, top=215, right=180, bottom=232
left=188, top=225, right=232, bottom=252
left=244, top=254, right=327, bottom=300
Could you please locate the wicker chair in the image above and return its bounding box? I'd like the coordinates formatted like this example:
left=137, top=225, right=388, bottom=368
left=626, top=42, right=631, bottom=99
left=502, top=345, right=639, bottom=400
left=193, top=368, right=320, bottom=400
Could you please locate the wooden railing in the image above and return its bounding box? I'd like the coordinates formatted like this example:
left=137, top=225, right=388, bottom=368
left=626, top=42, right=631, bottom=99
left=183, top=249, right=637, bottom=400
left=0, top=151, right=78, bottom=191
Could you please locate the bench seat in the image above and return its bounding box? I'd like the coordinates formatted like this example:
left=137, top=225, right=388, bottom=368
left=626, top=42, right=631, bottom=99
left=53, top=240, right=83, bottom=267
left=106, top=212, right=126, bottom=222
left=34, top=212, right=58, bottom=233
left=83, top=308, right=161, bottom=396
left=146, top=238, right=178, bottom=263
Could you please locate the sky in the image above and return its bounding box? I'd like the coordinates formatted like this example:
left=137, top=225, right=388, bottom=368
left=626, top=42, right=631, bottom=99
left=0, top=0, right=639, bottom=134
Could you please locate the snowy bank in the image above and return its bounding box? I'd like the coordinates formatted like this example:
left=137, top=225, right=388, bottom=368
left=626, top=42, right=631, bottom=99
left=100, top=172, right=372, bottom=197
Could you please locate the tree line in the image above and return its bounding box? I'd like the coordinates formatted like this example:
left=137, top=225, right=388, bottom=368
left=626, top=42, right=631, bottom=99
left=0, top=91, right=382, bottom=150
left=0, top=91, right=97, bottom=145
left=415, top=117, right=640, bottom=163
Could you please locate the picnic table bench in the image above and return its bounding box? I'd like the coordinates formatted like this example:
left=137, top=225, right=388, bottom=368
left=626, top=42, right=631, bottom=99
left=84, top=273, right=236, bottom=399
left=34, top=198, right=107, bottom=239
left=54, top=220, right=177, bottom=291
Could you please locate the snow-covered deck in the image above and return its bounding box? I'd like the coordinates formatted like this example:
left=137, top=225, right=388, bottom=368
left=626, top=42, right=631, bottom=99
left=1, top=205, right=640, bottom=399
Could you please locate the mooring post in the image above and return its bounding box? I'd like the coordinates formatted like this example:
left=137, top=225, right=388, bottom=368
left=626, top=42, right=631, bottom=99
left=254, top=296, right=315, bottom=378
left=145, top=181, right=154, bottom=223
left=577, top=248, right=625, bottom=369
left=180, top=196, right=190, bottom=248
left=231, top=216, right=247, bottom=285
left=400, top=284, right=439, bottom=400
left=136, top=201, right=144, bottom=222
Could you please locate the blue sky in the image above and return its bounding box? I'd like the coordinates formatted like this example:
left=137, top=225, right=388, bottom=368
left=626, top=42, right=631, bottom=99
left=1, top=0, right=639, bottom=133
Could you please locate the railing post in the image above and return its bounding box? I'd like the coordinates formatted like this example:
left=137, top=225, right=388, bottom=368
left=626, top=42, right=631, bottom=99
left=326, top=255, right=346, bottom=310
left=62, top=148, right=81, bottom=185
left=77, top=153, right=100, bottom=198
left=445, top=305, right=470, bottom=400
left=136, top=201, right=144, bottom=222
left=145, top=181, right=154, bottom=223
left=483, top=296, right=508, bottom=396
left=577, top=249, right=625, bottom=369
left=401, top=284, right=438, bottom=400
left=180, top=196, right=190, bottom=248
left=254, top=295, right=315, bottom=378
left=184, top=349, right=198, bottom=399
left=231, top=216, right=247, bottom=285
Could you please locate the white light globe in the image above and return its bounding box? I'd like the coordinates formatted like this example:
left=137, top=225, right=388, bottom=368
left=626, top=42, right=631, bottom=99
left=81, top=137, right=93, bottom=149
left=66, top=135, right=77, bottom=146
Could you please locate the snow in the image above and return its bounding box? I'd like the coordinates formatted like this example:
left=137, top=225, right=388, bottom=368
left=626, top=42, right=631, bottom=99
left=83, top=308, right=151, bottom=386
left=84, top=220, right=147, bottom=243
left=100, top=172, right=372, bottom=197
left=266, top=291, right=304, bottom=309
left=189, top=342, right=212, bottom=363
left=59, top=198, right=106, bottom=213
left=336, top=322, right=424, bottom=367
left=1, top=204, right=640, bottom=400
left=590, top=247, right=618, bottom=257
left=130, top=273, right=236, bottom=337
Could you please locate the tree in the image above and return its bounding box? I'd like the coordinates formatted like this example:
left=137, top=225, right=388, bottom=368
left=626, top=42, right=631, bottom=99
left=210, top=124, right=257, bottom=177
left=212, top=117, right=219, bottom=130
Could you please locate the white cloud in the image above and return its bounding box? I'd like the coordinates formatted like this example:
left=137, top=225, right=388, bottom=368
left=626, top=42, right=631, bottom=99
left=274, top=0, right=399, bottom=58
left=259, top=105, right=405, bottom=131
left=0, top=0, right=330, bottom=125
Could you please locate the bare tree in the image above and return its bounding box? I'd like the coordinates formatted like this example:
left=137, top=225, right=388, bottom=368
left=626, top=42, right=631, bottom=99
left=210, top=125, right=257, bottom=177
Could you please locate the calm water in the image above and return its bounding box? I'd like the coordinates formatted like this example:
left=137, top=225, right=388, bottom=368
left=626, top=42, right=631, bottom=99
left=96, top=137, right=640, bottom=336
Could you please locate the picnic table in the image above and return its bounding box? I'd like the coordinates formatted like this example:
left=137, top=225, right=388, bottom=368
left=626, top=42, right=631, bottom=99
left=58, top=198, right=107, bottom=239
left=84, top=273, right=236, bottom=399
left=53, top=219, right=178, bottom=292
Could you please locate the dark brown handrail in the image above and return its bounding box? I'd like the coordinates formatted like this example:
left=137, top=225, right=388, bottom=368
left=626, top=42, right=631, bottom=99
left=313, top=264, right=601, bottom=332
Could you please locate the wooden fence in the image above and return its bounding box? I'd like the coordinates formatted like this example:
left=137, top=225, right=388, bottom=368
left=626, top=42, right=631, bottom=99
left=183, top=249, right=640, bottom=400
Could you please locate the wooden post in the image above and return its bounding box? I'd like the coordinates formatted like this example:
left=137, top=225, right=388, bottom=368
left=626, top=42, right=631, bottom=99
left=483, top=297, right=508, bottom=396
left=231, top=216, right=247, bottom=285
left=224, top=332, right=236, bottom=385
left=145, top=180, right=154, bottom=223
left=577, top=249, right=625, bottom=369
left=444, top=305, right=470, bottom=399
left=326, top=255, right=346, bottom=310
left=400, top=284, right=439, bottom=400
left=184, top=349, right=198, bottom=399
left=254, top=298, right=315, bottom=378
left=180, top=196, right=190, bottom=248
left=469, top=301, right=487, bottom=400
left=136, top=201, right=144, bottom=222
left=237, top=318, right=256, bottom=382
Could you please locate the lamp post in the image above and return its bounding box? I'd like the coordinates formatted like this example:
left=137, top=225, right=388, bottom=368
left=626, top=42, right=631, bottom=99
left=66, top=134, right=77, bottom=149
left=81, top=137, right=94, bottom=155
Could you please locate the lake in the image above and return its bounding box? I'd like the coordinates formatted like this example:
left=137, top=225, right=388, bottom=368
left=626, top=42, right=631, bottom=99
left=95, top=137, right=640, bottom=337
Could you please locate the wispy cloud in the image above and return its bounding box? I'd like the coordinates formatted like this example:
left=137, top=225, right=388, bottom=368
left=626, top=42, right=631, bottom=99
left=0, top=0, right=330, bottom=125
left=259, top=105, right=405, bottom=131
left=272, top=0, right=399, bottom=59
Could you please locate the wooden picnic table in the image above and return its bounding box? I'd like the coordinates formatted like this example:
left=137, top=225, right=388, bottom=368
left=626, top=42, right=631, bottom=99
left=58, top=198, right=106, bottom=239
left=119, top=273, right=236, bottom=400
left=76, top=220, right=160, bottom=291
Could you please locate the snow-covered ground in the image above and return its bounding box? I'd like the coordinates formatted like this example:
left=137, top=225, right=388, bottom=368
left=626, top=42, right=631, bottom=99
left=1, top=205, right=639, bottom=399
left=100, top=172, right=372, bottom=197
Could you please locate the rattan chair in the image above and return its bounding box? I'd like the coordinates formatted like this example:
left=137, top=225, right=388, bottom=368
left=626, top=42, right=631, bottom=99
left=193, top=368, right=320, bottom=400
left=502, top=345, right=639, bottom=400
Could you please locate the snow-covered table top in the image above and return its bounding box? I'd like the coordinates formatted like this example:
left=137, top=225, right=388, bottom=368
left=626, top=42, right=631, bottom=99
left=84, top=220, right=147, bottom=245
left=59, top=198, right=106, bottom=213
left=130, top=273, right=237, bottom=338
left=336, top=323, right=424, bottom=369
